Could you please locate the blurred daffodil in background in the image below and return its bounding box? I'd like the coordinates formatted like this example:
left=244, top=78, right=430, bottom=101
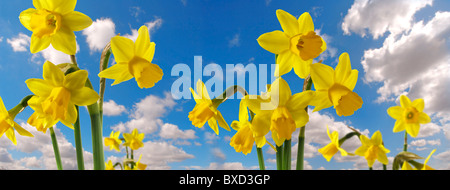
left=0, top=96, right=34, bottom=145
left=355, top=131, right=390, bottom=168
left=318, top=126, right=348, bottom=162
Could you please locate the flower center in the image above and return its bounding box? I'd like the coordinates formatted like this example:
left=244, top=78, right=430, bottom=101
left=188, top=102, right=215, bottom=128
left=404, top=107, right=419, bottom=124
left=30, top=9, right=61, bottom=38
left=42, top=87, right=71, bottom=121
left=289, top=31, right=323, bottom=61
left=270, top=106, right=296, bottom=140
left=365, top=146, right=378, bottom=161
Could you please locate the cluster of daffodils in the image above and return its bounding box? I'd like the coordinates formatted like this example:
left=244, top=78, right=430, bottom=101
left=0, top=0, right=163, bottom=170
left=188, top=9, right=436, bottom=170
left=104, top=129, right=147, bottom=170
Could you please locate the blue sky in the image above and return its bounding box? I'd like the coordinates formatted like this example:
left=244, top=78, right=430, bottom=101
left=0, top=0, right=449, bottom=170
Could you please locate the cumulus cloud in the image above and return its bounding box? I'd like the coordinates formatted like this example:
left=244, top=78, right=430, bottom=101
left=228, top=33, right=240, bottom=48
left=361, top=11, right=450, bottom=122
left=123, top=17, right=163, bottom=42
left=159, top=123, right=197, bottom=140
left=134, top=141, right=194, bottom=170
left=6, top=33, right=30, bottom=52
left=103, top=100, right=127, bottom=116
left=342, top=0, right=432, bottom=39
left=82, top=18, right=116, bottom=53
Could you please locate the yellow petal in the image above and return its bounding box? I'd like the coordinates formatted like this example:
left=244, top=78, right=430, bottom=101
left=286, top=90, right=315, bottom=112
left=341, top=70, right=358, bottom=91
left=311, top=63, right=334, bottom=90
left=297, top=12, right=314, bottom=34
left=13, top=122, right=34, bottom=137
left=38, top=0, right=77, bottom=15
left=51, top=26, right=76, bottom=55
left=98, top=63, right=134, bottom=86
left=289, top=109, right=309, bottom=128
left=25, top=79, right=53, bottom=97
left=189, top=87, right=203, bottom=104
left=43, top=61, right=64, bottom=87
left=269, top=77, right=292, bottom=106
left=387, top=106, right=404, bottom=120
left=276, top=9, right=299, bottom=37
left=63, top=70, right=88, bottom=91
left=19, top=8, right=37, bottom=31
left=208, top=117, right=219, bottom=135
left=62, top=11, right=93, bottom=31
left=419, top=112, right=431, bottom=124
left=250, top=111, right=272, bottom=138
left=135, top=25, right=155, bottom=60
left=243, top=95, right=272, bottom=114
left=393, top=120, right=406, bottom=133
left=238, top=99, right=249, bottom=122
left=133, top=62, right=163, bottom=89
left=411, top=98, right=425, bottom=112
left=5, top=128, right=16, bottom=145
left=111, top=36, right=135, bottom=63
left=196, top=80, right=211, bottom=102
left=405, top=123, right=420, bottom=138
left=292, top=58, right=312, bottom=79
left=30, top=34, right=51, bottom=54
left=334, top=53, right=352, bottom=85
left=0, top=97, right=8, bottom=115
left=400, top=95, right=412, bottom=108
left=377, top=150, right=389, bottom=165
left=257, top=30, right=290, bottom=54
left=371, top=131, right=383, bottom=145
left=70, top=87, right=99, bottom=106
left=318, top=143, right=338, bottom=162
left=329, top=84, right=363, bottom=116
left=310, top=90, right=333, bottom=112
left=215, top=111, right=231, bottom=131
left=274, top=51, right=295, bottom=77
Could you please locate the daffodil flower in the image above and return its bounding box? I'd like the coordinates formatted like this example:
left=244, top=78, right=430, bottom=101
left=189, top=80, right=230, bottom=135
left=354, top=131, right=390, bottom=168
left=422, top=149, right=436, bottom=170
left=0, top=97, right=34, bottom=145
left=257, top=10, right=327, bottom=78
left=246, top=77, right=315, bottom=146
left=105, top=160, right=115, bottom=170
left=310, top=52, right=363, bottom=117
left=25, top=61, right=99, bottom=129
left=387, top=95, right=431, bottom=138
left=98, top=25, right=163, bottom=89
left=134, top=155, right=147, bottom=170
left=104, top=131, right=122, bottom=152
left=19, top=0, right=93, bottom=55
left=318, top=126, right=348, bottom=162
left=123, top=128, right=144, bottom=150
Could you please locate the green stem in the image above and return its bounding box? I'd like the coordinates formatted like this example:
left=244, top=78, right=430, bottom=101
left=73, top=105, right=85, bottom=170
left=296, top=75, right=312, bottom=170
left=98, top=43, right=112, bottom=123
left=283, top=140, right=291, bottom=170
left=256, top=147, right=265, bottom=170
left=403, top=131, right=408, bottom=152
left=7, top=95, right=34, bottom=118
left=49, top=127, right=63, bottom=170
left=85, top=79, right=105, bottom=170
left=276, top=145, right=283, bottom=170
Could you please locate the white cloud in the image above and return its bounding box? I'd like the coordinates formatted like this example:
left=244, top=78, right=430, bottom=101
left=206, top=162, right=246, bottom=170
left=181, top=0, right=187, bottom=6
left=134, top=141, right=194, bottom=170
left=315, top=29, right=338, bottom=62
left=228, top=33, right=240, bottom=48
left=342, top=0, right=432, bottom=39
left=112, top=92, right=176, bottom=134
left=82, top=18, right=116, bottom=53
left=6, top=33, right=30, bottom=52
left=361, top=11, right=450, bottom=122
left=159, top=123, right=197, bottom=140
left=103, top=100, right=127, bottom=116
left=211, top=148, right=226, bottom=160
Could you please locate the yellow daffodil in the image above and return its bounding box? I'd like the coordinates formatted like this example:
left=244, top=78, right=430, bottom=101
left=25, top=61, right=99, bottom=129
left=318, top=126, right=348, bottom=161
left=19, top=0, right=93, bottom=55
left=104, top=131, right=122, bottom=152
left=189, top=80, right=230, bottom=135
left=134, top=155, right=147, bottom=170
left=98, top=25, right=163, bottom=89
left=123, top=128, right=144, bottom=150
left=310, top=52, right=363, bottom=117
left=245, top=77, right=315, bottom=146
left=401, top=161, right=414, bottom=170
left=0, top=97, right=34, bottom=145
left=105, top=160, right=115, bottom=170
left=355, top=131, right=390, bottom=168
left=257, top=10, right=327, bottom=78
left=387, top=95, right=431, bottom=138
left=27, top=96, right=59, bottom=133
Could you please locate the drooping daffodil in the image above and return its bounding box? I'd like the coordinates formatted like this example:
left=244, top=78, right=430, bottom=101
left=310, top=52, right=363, bottom=117
left=257, top=10, right=327, bottom=78
left=188, top=80, right=230, bottom=135
left=104, top=131, right=122, bottom=152
left=123, top=128, right=144, bottom=151
left=387, top=95, right=431, bottom=138
left=98, top=25, right=163, bottom=89
left=0, top=96, right=34, bottom=145
left=318, top=126, right=348, bottom=162
left=19, top=0, right=93, bottom=55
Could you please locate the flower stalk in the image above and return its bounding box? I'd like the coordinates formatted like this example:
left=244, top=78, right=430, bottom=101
left=69, top=55, right=85, bottom=170
left=296, top=75, right=312, bottom=170
left=49, top=127, right=63, bottom=170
